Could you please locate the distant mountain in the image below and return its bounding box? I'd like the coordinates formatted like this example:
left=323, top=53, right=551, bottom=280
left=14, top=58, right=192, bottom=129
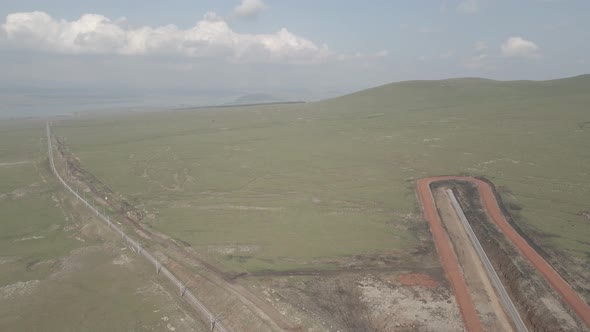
left=230, top=93, right=284, bottom=105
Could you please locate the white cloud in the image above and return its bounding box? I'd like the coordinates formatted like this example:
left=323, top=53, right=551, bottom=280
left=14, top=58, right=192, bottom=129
left=232, top=0, right=267, bottom=19
left=474, top=41, right=488, bottom=52
left=203, top=11, right=224, bottom=22
left=501, top=36, right=541, bottom=59
left=457, top=0, right=481, bottom=14
left=0, top=11, right=332, bottom=64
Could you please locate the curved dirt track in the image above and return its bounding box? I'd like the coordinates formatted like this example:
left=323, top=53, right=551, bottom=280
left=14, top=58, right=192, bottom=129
left=417, top=176, right=590, bottom=331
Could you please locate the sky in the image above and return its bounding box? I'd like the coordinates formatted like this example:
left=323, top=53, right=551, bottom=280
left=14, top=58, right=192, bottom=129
left=0, top=0, right=589, bottom=104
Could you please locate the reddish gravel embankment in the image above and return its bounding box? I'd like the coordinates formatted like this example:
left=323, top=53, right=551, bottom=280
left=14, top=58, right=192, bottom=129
left=416, top=178, right=483, bottom=332
left=417, top=176, right=590, bottom=331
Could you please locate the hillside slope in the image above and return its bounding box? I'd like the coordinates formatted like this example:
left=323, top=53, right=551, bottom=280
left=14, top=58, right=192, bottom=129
left=317, top=74, right=590, bottom=115
left=54, top=74, right=590, bottom=295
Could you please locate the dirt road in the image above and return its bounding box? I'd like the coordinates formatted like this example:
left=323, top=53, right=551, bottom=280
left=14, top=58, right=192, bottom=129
left=433, top=187, right=516, bottom=331
left=445, top=188, right=525, bottom=331
left=417, top=179, right=483, bottom=332
left=417, top=176, right=590, bottom=330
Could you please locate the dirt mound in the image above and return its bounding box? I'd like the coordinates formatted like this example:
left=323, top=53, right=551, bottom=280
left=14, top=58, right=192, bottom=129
left=397, top=273, right=438, bottom=288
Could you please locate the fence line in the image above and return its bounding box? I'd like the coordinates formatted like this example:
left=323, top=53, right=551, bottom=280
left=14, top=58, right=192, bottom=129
left=46, top=123, right=228, bottom=332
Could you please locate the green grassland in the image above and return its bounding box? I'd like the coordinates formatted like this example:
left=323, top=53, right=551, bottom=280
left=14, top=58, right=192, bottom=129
left=0, top=120, right=203, bottom=331
left=0, top=120, right=82, bottom=285
left=53, top=75, right=590, bottom=273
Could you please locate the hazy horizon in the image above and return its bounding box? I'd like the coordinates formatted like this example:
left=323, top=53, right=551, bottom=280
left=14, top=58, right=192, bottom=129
left=2, top=72, right=589, bottom=119
left=1, top=0, right=590, bottom=117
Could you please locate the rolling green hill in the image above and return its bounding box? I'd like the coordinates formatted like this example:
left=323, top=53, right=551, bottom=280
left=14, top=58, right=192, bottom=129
left=53, top=74, right=590, bottom=275
left=318, top=74, right=590, bottom=114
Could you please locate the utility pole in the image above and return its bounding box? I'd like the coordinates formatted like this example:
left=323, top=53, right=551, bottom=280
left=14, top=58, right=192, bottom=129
left=210, top=313, right=225, bottom=331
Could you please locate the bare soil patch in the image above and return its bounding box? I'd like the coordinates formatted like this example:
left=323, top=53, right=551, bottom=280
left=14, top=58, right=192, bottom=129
left=397, top=273, right=438, bottom=288
left=261, top=272, right=463, bottom=332
left=0, top=280, right=40, bottom=300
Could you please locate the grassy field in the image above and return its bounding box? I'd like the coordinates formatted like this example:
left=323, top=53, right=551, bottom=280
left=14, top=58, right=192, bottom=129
left=0, top=120, right=81, bottom=285
left=53, top=75, right=590, bottom=273
left=0, top=120, right=203, bottom=331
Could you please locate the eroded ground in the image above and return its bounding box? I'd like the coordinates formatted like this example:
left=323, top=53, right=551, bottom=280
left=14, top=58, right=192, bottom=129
left=241, top=270, right=464, bottom=331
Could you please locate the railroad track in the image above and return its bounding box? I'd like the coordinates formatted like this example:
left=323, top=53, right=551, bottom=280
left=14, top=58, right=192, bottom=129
left=46, top=122, right=229, bottom=332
